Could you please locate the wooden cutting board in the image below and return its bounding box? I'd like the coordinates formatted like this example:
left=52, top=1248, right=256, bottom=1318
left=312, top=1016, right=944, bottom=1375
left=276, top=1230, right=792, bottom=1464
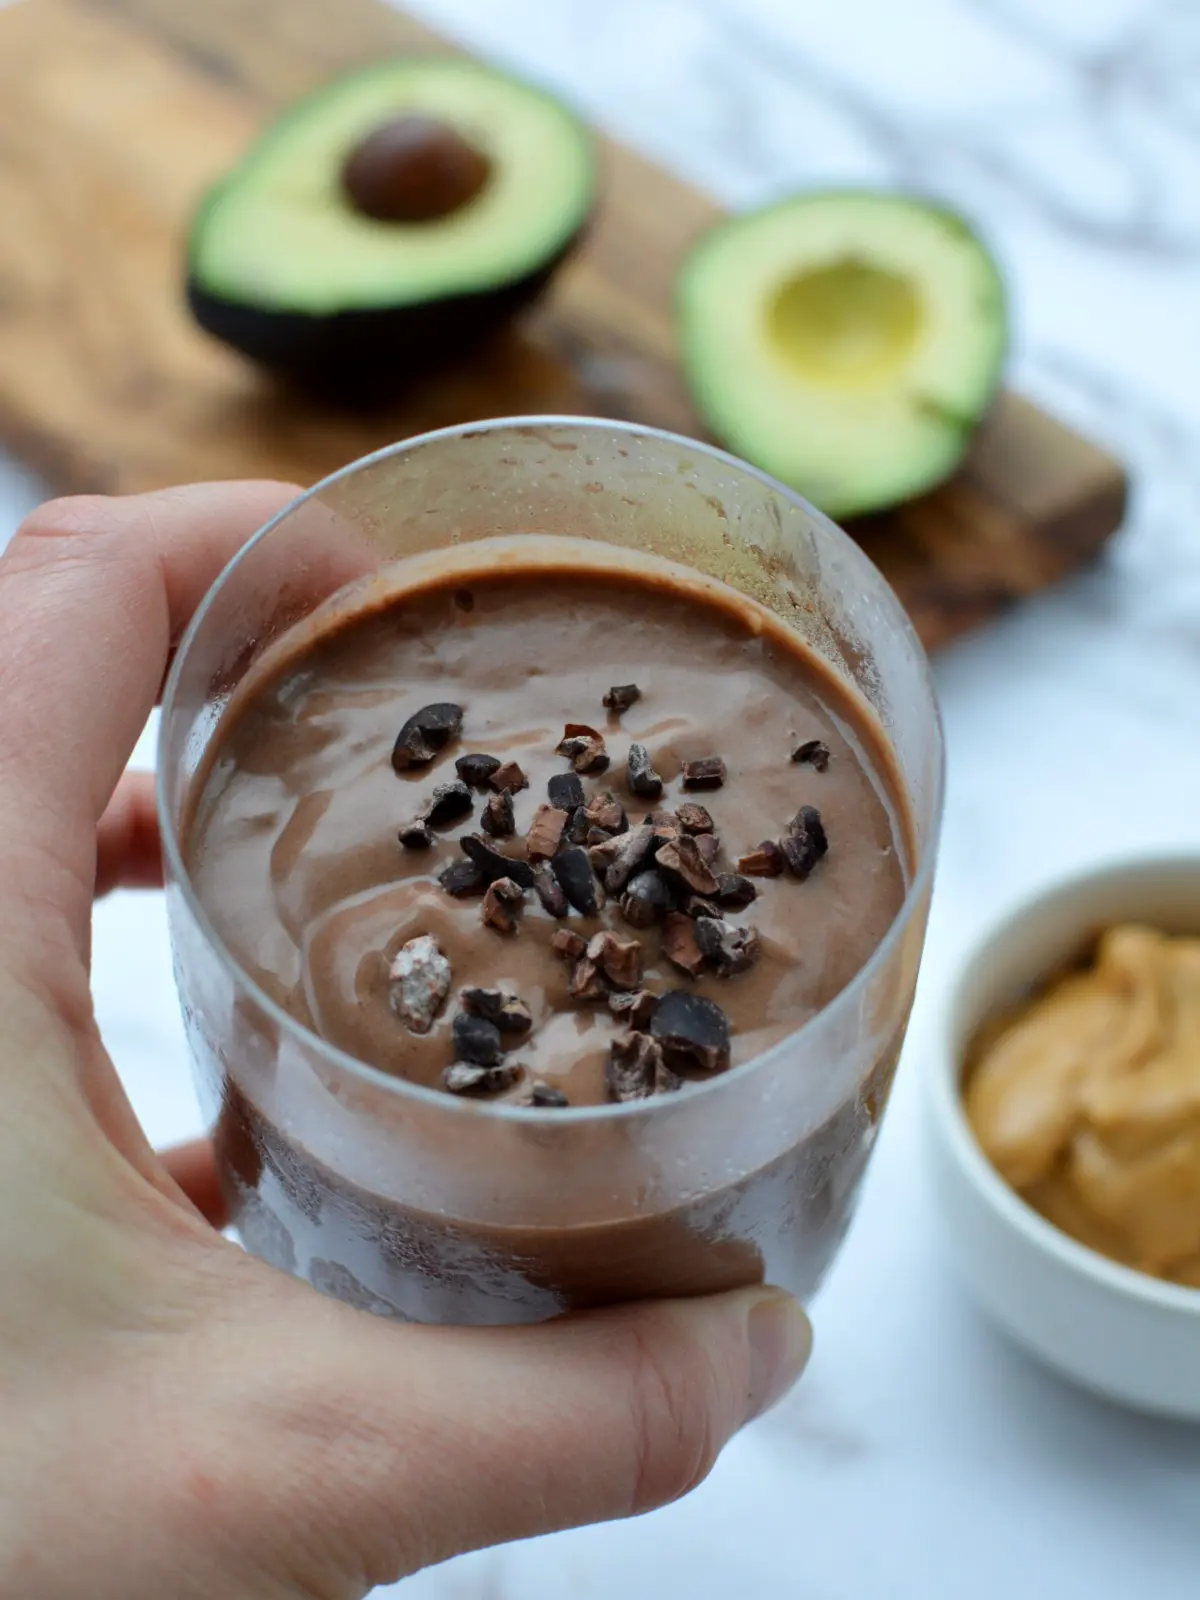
left=0, top=0, right=1127, bottom=650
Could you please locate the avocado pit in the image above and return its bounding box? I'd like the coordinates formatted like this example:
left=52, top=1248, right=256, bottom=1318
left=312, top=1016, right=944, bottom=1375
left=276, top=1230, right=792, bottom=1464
left=341, top=114, right=491, bottom=223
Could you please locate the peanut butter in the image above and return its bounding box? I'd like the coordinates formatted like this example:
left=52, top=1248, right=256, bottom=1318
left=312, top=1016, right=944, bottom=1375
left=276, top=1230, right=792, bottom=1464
left=966, top=925, right=1200, bottom=1287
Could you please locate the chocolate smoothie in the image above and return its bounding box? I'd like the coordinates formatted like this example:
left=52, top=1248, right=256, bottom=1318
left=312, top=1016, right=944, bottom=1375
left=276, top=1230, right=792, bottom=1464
left=185, top=541, right=913, bottom=1321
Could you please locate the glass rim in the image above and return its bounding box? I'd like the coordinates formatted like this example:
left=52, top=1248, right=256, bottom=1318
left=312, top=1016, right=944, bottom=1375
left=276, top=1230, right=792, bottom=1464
left=157, top=413, right=946, bottom=1124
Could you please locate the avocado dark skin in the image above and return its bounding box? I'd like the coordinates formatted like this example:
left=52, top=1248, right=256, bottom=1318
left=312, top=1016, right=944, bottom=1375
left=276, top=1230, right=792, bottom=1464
left=185, top=235, right=581, bottom=406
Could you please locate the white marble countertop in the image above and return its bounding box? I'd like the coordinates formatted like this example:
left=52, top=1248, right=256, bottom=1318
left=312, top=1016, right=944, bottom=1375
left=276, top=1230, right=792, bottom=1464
left=3, top=0, right=1200, bottom=1594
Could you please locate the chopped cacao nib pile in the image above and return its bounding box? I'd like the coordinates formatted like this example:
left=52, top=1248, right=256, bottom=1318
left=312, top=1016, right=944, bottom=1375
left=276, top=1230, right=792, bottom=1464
left=387, top=690, right=831, bottom=1103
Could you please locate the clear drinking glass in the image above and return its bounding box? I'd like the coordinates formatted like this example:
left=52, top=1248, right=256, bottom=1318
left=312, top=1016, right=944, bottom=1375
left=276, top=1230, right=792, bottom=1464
left=158, top=418, right=943, bottom=1325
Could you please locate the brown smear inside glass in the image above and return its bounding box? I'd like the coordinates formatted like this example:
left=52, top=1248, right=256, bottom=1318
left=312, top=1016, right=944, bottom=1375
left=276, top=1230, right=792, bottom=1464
left=160, top=420, right=943, bottom=1325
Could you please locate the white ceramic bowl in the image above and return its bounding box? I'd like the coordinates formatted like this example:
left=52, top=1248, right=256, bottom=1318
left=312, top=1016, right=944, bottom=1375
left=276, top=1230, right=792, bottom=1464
left=926, top=855, right=1200, bottom=1419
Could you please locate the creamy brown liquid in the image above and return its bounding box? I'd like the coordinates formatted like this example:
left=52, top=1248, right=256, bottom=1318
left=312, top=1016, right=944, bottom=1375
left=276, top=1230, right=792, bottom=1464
left=185, top=552, right=912, bottom=1320
left=189, top=566, right=905, bottom=1099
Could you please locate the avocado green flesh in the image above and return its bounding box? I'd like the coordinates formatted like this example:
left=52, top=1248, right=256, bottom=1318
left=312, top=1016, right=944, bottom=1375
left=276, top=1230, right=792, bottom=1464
left=678, top=192, right=1007, bottom=519
left=190, top=58, right=595, bottom=314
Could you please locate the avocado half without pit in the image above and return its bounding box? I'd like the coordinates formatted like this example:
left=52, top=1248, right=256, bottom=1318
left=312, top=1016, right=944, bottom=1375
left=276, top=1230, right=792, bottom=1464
left=186, top=58, right=596, bottom=398
left=677, top=192, right=1007, bottom=519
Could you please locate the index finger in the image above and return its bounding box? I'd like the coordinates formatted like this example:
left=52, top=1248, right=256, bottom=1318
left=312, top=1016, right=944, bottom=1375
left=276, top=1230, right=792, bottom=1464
left=0, top=482, right=299, bottom=947
left=2, top=481, right=300, bottom=808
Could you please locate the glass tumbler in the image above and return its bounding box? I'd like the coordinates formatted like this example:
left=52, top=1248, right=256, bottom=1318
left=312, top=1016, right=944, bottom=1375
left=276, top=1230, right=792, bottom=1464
left=158, top=418, right=943, bottom=1325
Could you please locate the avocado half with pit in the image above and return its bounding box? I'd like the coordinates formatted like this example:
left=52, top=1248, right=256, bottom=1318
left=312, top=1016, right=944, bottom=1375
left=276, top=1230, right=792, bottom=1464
left=678, top=192, right=1007, bottom=519
left=187, top=58, right=596, bottom=398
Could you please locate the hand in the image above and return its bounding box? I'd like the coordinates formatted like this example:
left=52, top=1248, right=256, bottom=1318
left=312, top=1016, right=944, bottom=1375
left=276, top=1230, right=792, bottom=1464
left=0, top=484, right=811, bottom=1600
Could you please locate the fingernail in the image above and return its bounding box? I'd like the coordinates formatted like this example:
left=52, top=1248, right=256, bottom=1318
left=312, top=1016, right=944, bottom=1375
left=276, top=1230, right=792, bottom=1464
left=745, top=1289, right=812, bottom=1421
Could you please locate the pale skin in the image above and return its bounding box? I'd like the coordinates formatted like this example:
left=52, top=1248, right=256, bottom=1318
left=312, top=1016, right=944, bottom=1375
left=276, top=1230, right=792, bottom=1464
left=0, top=483, right=811, bottom=1600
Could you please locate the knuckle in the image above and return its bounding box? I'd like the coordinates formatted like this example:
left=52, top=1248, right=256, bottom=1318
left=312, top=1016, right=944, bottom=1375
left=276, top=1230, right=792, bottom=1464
left=622, top=1311, right=727, bottom=1515
left=15, top=493, right=115, bottom=543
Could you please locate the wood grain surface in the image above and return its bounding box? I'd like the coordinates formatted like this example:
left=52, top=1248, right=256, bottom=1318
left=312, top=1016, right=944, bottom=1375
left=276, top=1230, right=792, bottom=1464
left=0, top=0, right=1127, bottom=649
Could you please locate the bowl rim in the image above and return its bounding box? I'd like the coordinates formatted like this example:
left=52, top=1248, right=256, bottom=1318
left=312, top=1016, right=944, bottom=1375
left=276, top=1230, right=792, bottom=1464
left=929, top=851, right=1200, bottom=1319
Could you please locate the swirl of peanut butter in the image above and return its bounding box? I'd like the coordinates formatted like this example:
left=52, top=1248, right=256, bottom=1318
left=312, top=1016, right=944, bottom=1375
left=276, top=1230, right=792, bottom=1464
left=966, top=926, right=1200, bottom=1288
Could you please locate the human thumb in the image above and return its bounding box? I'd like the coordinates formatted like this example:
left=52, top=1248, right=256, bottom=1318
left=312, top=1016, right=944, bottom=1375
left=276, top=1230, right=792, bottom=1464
left=228, top=1282, right=812, bottom=1592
